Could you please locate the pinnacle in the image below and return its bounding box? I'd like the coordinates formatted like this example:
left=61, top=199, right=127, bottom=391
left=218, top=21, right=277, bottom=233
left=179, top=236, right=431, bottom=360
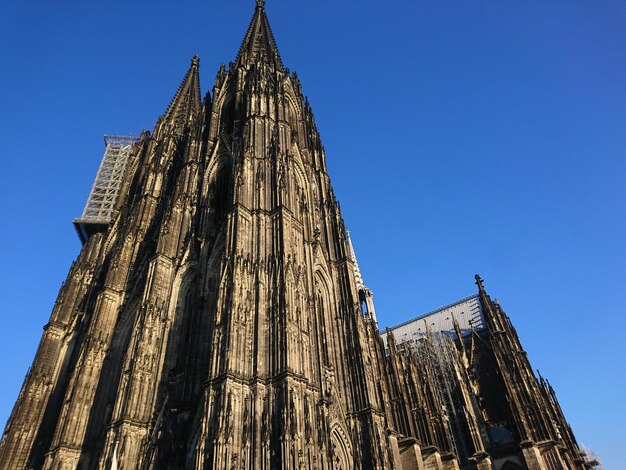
left=236, top=0, right=283, bottom=69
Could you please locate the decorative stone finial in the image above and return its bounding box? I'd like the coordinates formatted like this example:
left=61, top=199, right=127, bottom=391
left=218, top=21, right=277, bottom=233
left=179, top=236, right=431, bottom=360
left=475, top=274, right=485, bottom=290
left=256, top=0, right=265, bottom=8
left=191, top=55, right=200, bottom=67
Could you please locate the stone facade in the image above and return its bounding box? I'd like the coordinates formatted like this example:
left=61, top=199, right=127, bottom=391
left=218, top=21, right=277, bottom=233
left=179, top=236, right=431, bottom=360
left=0, top=3, right=598, bottom=470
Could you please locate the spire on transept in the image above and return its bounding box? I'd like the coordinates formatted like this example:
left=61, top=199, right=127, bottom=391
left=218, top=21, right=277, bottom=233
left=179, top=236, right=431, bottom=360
left=347, top=231, right=378, bottom=323
left=347, top=231, right=365, bottom=291
left=474, top=274, right=486, bottom=294
left=236, top=1, right=283, bottom=69
left=163, top=55, right=202, bottom=131
left=475, top=274, right=503, bottom=332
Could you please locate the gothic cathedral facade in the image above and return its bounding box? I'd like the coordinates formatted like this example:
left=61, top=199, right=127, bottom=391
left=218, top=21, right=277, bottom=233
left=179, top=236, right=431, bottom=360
left=0, top=3, right=597, bottom=470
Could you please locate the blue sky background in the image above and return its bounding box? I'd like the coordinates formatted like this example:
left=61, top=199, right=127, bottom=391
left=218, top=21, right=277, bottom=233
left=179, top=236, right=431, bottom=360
left=0, top=1, right=624, bottom=466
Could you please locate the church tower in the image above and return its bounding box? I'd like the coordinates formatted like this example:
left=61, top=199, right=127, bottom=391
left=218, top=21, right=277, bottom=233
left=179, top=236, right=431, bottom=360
left=0, top=3, right=389, bottom=469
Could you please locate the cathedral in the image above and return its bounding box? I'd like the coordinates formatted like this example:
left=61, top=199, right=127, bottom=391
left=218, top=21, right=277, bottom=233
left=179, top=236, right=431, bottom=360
left=0, top=3, right=599, bottom=469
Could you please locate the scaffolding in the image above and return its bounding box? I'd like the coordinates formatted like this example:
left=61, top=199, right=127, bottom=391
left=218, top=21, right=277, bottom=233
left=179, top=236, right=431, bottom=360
left=412, top=333, right=470, bottom=463
left=73, top=135, right=138, bottom=244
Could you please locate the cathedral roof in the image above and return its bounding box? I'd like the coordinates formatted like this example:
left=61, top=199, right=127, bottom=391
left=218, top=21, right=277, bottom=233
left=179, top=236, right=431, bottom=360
left=381, top=294, right=487, bottom=349
left=236, top=1, right=283, bottom=69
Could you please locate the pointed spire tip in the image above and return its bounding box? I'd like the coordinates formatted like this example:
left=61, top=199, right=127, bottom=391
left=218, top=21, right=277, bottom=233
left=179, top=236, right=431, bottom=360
left=237, top=0, right=282, bottom=69
left=163, top=56, right=202, bottom=130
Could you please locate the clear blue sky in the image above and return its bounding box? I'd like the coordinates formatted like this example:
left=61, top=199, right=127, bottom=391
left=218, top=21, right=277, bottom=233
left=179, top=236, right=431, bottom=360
left=1, top=1, right=624, bottom=466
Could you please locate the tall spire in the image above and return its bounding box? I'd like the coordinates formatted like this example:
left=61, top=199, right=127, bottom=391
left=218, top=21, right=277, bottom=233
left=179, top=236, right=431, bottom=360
left=163, top=55, right=202, bottom=131
left=236, top=1, right=283, bottom=69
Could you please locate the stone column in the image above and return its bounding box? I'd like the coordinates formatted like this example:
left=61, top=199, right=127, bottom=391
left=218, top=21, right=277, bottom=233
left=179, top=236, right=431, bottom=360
left=471, top=451, right=493, bottom=470
left=421, top=446, right=443, bottom=470
left=398, top=437, right=425, bottom=470
left=387, top=432, right=403, bottom=469
left=441, top=453, right=460, bottom=470
left=521, top=440, right=547, bottom=470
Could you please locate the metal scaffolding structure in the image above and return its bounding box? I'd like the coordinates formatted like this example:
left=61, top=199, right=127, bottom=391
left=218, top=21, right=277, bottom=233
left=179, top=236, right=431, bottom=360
left=73, top=135, right=138, bottom=243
